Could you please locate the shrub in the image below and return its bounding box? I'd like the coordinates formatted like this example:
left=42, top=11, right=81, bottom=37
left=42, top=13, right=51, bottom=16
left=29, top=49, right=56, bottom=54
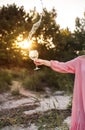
left=22, top=67, right=74, bottom=93
left=41, top=68, right=74, bottom=93
left=10, top=68, right=28, bottom=80
left=22, top=70, right=45, bottom=91
left=56, top=73, right=74, bottom=93
left=0, top=70, right=12, bottom=93
left=41, top=68, right=59, bottom=89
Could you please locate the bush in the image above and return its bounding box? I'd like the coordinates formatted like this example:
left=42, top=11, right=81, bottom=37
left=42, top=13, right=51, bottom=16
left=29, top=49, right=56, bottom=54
left=0, top=70, right=13, bottom=93
left=10, top=68, right=29, bottom=80
left=22, top=70, right=45, bottom=91
left=43, top=68, right=74, bottom=93
left=56, top=73, right=74, bottom=93
left=41, top=68, right=59, bottom=89
left=22, top=67, right=74, bottom=93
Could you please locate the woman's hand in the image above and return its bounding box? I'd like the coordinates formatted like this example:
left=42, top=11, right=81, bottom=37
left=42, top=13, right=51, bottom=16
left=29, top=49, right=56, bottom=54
left=34, top=59, right=44, bottom=66
left=34, top=59, right=51, bottom=67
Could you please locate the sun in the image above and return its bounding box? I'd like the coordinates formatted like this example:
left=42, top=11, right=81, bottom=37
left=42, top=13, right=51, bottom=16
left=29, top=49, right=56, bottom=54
left=17, top=39, right=32, bottom=49
left=15, top=35, right=33, bottom=59
left=15, top=35, right=32, bottom=50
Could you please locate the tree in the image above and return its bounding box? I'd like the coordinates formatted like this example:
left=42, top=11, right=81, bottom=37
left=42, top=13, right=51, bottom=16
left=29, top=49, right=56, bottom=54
left=30, top=8, right=60, bottom=60
left=0, top=4, right=78, bottom=67
left=31, top=8, right=77, bottom=61
left=74, top=12, right=85, bottom=55
left=0, top=4, right=32, bottom=66
left=55, top=28, right=76, bottom=61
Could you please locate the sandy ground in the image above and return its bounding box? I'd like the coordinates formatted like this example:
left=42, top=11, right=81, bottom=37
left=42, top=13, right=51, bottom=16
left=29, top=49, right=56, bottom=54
left=0, top=81, right=71, bottom=130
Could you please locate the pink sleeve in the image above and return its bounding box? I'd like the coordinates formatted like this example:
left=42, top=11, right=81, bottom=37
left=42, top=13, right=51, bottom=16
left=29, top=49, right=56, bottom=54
left=50, top=57, right=79, bottom=73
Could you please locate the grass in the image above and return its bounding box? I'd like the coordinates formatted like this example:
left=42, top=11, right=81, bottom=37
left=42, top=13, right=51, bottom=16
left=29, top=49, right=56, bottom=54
left=36, top=109, right=70, bottom=130
left=0, top=106, right=70, bottom=129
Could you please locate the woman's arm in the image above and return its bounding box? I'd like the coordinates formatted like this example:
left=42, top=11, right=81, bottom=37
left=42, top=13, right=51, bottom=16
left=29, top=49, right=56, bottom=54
left=34, top=57, right=79, bottom=74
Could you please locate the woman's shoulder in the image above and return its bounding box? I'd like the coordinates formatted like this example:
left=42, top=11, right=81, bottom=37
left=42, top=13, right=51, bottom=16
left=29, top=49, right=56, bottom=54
left=78, top=55, right=85, bottom=59
left=72, top=55, right=85, bottom=61
left=75, top=55, right=85, bottom=62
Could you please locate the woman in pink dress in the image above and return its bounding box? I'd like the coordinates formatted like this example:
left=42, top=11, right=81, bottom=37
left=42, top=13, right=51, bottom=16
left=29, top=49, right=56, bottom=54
left=34, top=55, right=85, bottom=130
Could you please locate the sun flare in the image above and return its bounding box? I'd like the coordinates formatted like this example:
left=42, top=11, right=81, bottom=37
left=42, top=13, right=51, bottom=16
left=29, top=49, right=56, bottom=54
left=15, top=34, right=33, bottom=50
left=17, top=39, right=32, bottom=49
left=16, top=39, right=32, bottom=50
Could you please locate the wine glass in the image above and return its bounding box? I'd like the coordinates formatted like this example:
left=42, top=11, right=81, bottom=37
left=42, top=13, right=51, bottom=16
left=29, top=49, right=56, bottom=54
left=29, top=50, right=40, bottom=70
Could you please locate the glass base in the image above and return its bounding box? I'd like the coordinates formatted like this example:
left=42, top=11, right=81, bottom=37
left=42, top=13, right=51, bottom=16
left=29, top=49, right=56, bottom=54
left=34, top=67, right=40, bottom=70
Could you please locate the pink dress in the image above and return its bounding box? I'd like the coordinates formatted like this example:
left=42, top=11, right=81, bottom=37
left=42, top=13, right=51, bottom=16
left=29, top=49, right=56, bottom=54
left=50, top=55, right=85, bottom=130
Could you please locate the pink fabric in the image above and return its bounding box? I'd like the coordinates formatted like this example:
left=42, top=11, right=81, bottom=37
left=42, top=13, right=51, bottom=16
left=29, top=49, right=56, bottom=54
left=50, top=56, right=85, bottom=130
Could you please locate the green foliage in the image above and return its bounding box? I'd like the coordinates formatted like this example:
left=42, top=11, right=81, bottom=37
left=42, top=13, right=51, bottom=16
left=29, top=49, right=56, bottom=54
left=56, top=73, right=74, bottom=93
left=43, top=68, right=74, bottom=93
left=36, top=109, right=70, bottom=130
left=0, top=3, right=85, bottom=72
left=0, top=67, right=73, bottom=93
left=0, top=4, right=32, bottom=66
left=22, top=70, right=45, bottom=91
left=0, top=70, right=12, bottom=92
left=40, top=68, right=59, bottom=89
left=10, top=68, right=29, bottom=80
left=74, top=13, right=85, bottom=53
left=22, top=67, right=74, bottom=93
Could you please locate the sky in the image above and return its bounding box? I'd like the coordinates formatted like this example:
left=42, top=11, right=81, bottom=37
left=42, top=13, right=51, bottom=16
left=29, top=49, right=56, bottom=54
left=0, top=0, right=85, bottom=32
